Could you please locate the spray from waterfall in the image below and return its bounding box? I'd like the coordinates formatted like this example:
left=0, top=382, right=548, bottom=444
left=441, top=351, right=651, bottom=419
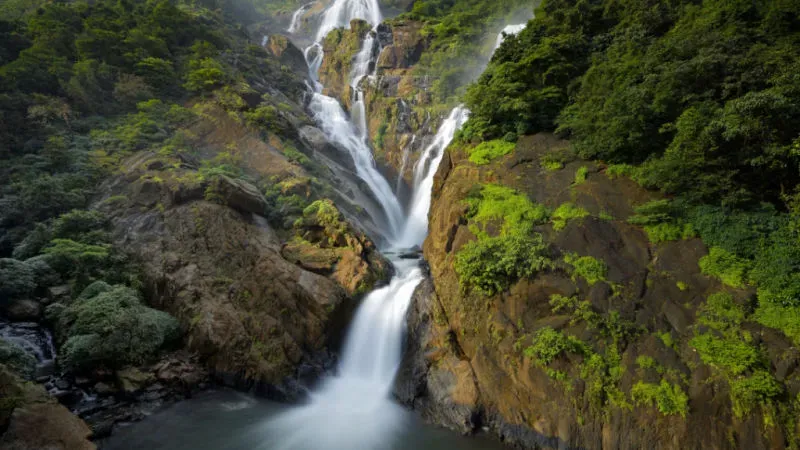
left=287, top=2, right=316, bottom=34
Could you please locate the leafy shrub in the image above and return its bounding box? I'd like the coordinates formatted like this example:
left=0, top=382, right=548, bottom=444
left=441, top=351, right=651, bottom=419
left=564, top=253, right=607, bottom=286
left=523, top=327, right=587, bottom=365
left=465, top=184, right=549, bottom=237
left=689, top=333, right=759, bottom=376
left=729, top=370, right=782, bottom=418
left=0, top=339, right=36, bottom=380
left=631, top=380, right=689, bottom=418
left=551, top=203, right=589, bottom=231
left=0, top=258, right=36, bottom=302
left=642, top=222, right=696, bottom=244
left=57, top=285, right=180, bottom=371
left=467, top=140, right=516, bottom=165
left=455, top=233, right=551, bottom=296
left=699, top=247, right=751, bottom=288
left=697, top=292, right=745, bottom=332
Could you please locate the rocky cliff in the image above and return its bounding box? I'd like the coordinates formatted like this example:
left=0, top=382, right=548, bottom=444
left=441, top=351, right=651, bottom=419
left=396, top=134, right=797, bottom=449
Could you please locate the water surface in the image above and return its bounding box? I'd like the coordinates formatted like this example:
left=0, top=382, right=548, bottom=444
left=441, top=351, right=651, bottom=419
left=101, top=389, right=507, bottom=450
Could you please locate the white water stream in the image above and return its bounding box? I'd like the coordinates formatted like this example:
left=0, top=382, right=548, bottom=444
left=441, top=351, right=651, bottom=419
left=268, top=3, right=519, bottom=449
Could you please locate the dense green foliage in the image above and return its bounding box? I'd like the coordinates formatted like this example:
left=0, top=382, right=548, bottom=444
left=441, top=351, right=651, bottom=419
left=456, top=184, right=552, bottom=295
left=0, top=339, right=36, bottom=380
left=57, top=283, right=180, bottom=371
left=465, top=0, right=800, bottom=208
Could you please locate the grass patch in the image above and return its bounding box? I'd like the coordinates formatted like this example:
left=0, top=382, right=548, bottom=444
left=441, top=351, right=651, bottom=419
left=551, top=202, right=589, bottom=231
left=467, top=140, right=516, bottom=165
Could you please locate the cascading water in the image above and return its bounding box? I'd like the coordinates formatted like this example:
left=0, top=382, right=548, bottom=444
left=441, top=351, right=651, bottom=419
left=494, top=23, right=527, bottom=50
left=267, top=3, right=519, bottom=448
left=315, top=0, right=382, bottom=42
left=396, top=107, right=470, bottom=248
left=287, top=2, right=316, bottom=34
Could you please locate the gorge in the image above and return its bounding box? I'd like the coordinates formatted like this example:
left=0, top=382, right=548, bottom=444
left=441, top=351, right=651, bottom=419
left=2, top=0, right=800, bottom=449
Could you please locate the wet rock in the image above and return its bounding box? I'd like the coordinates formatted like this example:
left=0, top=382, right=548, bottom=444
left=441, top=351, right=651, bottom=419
left=46, top=285, right=71, bottom=304
left=0, top=365, right=95, bottom=449
left=211, top=175, right=269, bottom=217
left=265, top=34, right=307, bottom=75
left=95, top=382, right=117, bottom=396
left=116, top=367, right=155, bottom=395
left=3, top=299, right=41, bottom=322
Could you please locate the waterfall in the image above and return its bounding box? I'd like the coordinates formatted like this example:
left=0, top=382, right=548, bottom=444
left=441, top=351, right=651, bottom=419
left=266, top=3, right=519, bottom=449
left=287, top=2, right=316, bottom=34
left=493, top=23, right=527, bottom=50
left=315, top=0, right=382, bottom=42
left=396, top=107, right=469, bottom=248
left=308, top=93, right=404, bottom=237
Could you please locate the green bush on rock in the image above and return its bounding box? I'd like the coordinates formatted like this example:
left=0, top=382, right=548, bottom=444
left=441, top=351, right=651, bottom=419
left=467, top=140, right=516, bottom=165
left=57, top=284, right=180, bottom=371
left=0, top=339, right=36, bottom=380
left=564, top=253, right=607, bottom=286
left=631, top=380, right=689, bottom=418
left=455, top=234, right=551, bottom=296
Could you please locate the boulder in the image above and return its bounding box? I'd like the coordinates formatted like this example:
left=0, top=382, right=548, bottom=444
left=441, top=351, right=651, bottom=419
left=3, top=299, right=41, bottom=322
left=115, top=367, right=155, bottom=395
left=212, top=176, right=269, bottom=217
left=0, top=365, right=95, bottom=450
left=265, top=34, right=308, bottom=75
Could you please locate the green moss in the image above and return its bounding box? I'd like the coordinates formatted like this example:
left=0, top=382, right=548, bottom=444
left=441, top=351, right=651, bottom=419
left=636, top=355, right=661, bottom=372
left=455, top=234, right=552, bottom=296
left=551, top=202, right=590, bottom=231
left=657, top=331, right=675, bottom=349
left=699, top=247, right=751, bottom=288
left=564, top=253, right=608, bottom=286
left=574, top=166, right=588, bottom=185
left=631, top=380, right=689, bottom=418
left=676, top=281, right=688, bottom=291
left=467, top=140, right=516, bottom=165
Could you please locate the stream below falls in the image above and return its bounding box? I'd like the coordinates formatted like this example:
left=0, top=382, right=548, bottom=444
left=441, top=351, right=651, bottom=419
left=100, top=389, right=506, bottom=450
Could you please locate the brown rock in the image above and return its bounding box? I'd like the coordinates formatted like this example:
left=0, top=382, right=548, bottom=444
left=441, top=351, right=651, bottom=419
left=0, top=365, right=95, bottom=450
left=3, top=299, right=41, bottom=322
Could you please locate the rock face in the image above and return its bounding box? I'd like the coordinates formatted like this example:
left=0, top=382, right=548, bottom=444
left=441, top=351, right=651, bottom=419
left=0, top=364, right=95, bottom=450
left=264, top=34, right=308, bottom=76
left=95, top=151, right=368, bottom=397
left=396, top=134, right=794, bottom=448
left=318, top=19, right=373, bottom=109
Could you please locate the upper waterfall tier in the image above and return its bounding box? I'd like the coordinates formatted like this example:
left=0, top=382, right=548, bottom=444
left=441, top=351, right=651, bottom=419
left=315, top=0, right=382, bottom=42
